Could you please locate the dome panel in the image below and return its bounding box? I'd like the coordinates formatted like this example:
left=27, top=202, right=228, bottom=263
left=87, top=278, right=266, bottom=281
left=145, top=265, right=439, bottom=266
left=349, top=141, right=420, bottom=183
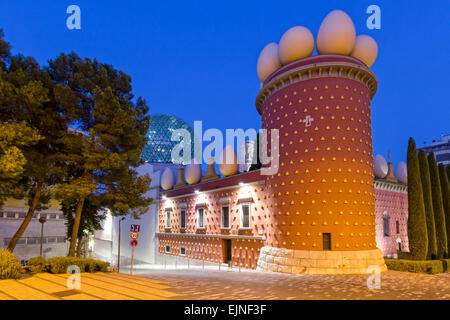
left=140, top=114, right=195, bottom=164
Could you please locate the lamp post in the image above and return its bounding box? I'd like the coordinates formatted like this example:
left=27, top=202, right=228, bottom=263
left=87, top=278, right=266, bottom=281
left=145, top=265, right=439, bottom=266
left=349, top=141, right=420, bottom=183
left=118, top=217, right=126, bottom=272
left=39, top=216, right=47, bottom=257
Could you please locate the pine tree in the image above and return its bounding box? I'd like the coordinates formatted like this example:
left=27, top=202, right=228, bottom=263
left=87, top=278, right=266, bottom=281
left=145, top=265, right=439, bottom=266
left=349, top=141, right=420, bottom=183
left=405, top=138, right=428, bottom=260
left=418, top=150, right=437, bottom=259
left=62, top=195, right=105, bottom=257
left=48, top=53, right=151, bottom=256
left=0, top=31, right=68, bottom=253
left=438, top=163, right=450, bottom=258
left=427, top=152, right=448, bottom=259
left=0, top=122, right=41, bottom=207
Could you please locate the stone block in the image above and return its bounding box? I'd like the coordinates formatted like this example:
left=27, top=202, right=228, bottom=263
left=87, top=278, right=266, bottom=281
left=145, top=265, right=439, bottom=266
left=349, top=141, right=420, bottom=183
left=278, top=265, right=293, bottom=273
left=293, top=249, right=310, bottom=259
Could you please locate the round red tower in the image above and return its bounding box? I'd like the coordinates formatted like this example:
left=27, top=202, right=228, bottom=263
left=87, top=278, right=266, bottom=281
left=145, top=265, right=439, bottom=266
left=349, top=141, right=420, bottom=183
left=256, top=55, right=386, bottom=274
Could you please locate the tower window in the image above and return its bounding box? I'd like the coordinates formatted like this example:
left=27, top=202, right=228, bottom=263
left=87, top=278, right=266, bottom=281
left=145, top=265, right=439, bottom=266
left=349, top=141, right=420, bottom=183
left=323, top=233, right=331, bottom=251
left=180, top=247, right=186, bottom=256
left=396, top=220, right=400, bottom=234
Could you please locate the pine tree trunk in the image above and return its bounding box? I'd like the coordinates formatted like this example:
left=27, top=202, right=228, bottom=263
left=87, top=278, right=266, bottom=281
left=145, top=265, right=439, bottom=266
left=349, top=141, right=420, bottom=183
left=68, top=196, right=85, bottom=257
left=76, top=236, right=83, bottom=257
left=7, top=180, right=44, bottom=253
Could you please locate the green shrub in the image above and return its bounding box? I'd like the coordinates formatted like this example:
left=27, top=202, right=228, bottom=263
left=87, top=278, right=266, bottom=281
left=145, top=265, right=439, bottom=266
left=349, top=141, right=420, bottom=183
left=27, top=256, right=47, bottom=273
left=47, top=257, right=109, bottom=274
left=385, top=259, right=445, bottom=274
left=94, top=260, right=110, bottom=272
left=0, top=249, right=22, bottom=279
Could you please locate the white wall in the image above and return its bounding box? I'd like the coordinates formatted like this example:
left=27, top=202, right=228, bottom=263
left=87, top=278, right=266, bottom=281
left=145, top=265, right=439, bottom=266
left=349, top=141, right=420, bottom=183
left=93, top=163, right=178, bottom=267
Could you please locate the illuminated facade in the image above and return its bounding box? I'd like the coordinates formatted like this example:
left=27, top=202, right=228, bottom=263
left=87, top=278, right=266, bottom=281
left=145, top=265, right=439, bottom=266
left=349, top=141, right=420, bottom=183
left=157, top=55, right=415, bottom=274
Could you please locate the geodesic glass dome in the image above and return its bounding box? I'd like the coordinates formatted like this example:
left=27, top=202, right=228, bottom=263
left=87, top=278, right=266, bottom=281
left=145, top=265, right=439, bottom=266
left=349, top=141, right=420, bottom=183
left=140, top=114, right=195, bottom=164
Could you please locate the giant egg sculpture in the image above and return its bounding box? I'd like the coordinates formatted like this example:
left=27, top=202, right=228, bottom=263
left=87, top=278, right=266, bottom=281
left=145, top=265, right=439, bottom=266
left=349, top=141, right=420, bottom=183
left=395, top=161, right=408, bottom=184
left=257, top=42, right=282, bottom=82
left=219, top=145, right=238, bottom=177
left=350, top=35, right=378, bottom=68
left=161, top=167, right=175, bottom=190
left=316, top=10, right=356, bottom=55
left=374, top=154, right=388, bottom=178
left=278, top=26, right=315, bottom=65
left=185, top=160, right=201, bottom=184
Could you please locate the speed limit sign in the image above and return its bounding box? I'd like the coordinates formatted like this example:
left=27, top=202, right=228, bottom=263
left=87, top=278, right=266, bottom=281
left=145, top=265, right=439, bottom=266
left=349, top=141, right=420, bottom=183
left=130, top=232, right=139, bottom=240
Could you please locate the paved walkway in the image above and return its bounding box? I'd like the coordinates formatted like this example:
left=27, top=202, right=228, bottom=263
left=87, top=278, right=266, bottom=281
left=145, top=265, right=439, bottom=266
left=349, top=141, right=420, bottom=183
left=1, top=268, right=449, bottom=300
left=0, top=272, right=179, bottom=300
left=125, top=265, right=450, bottom=300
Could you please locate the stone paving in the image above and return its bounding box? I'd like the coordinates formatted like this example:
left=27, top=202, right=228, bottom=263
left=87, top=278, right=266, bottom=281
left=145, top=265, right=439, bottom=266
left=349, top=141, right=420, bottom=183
left=0, top=266, right=448, bottom=300
left=0, top=272, right=179, bottom=300
left=126, top=264, right=450, bottom=300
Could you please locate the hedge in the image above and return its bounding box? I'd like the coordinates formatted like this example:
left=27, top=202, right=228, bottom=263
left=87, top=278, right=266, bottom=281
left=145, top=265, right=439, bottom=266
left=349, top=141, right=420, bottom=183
left=27, top=256, right=46, bottom=273
left=0, top=249, right=22, bottom=279
left=47, top=257, right=110, bottom=274
left=385, top=258, right=450, bottom=274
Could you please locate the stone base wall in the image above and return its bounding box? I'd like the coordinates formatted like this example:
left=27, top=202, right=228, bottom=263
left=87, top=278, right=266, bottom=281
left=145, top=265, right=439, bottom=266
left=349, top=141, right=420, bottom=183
left=257, top=247, right=387, bottom=275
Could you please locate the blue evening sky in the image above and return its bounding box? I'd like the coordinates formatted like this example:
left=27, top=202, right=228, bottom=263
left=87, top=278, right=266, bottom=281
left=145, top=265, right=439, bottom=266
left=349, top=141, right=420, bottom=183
left=0, top=0, right=449, bottom=166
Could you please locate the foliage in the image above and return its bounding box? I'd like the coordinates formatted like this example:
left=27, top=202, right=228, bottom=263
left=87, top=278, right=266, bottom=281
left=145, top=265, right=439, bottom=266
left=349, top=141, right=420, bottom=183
left=384, top=258, right=448, bottom=274
left=47, top=52, right=151, bottom=256
left=427, top=152, right=448, bottom=259
left=46, top=257, right=110, bottom=274
left=26, top=256, right=47, bottom=273
left=0, top=249, right=22, bottom=279
left=0, top=30, right=69, bottom=253
left=418, top=150, right=437, bottom=259
left=62, top=195, right=105, bottom=241
left=438, top=164, right=450, bottom=255
left=405, top=138, right=428, bottom=260
left=0, top=122, right=41, bottom=207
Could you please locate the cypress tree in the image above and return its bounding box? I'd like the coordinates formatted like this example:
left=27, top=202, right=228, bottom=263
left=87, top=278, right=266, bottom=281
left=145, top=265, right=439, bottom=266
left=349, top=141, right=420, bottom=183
left=405, top=138, right=428, bottom=260
left=427, top=152, right=448, bottom=259
left=438, top=164, right=450, bottom=256
left=418, top=150, right=437, bottom=259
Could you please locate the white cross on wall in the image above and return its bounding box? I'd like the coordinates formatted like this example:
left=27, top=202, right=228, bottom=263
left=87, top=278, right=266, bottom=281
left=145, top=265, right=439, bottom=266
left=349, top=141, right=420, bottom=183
left=303, top=115, right=314, bottom=127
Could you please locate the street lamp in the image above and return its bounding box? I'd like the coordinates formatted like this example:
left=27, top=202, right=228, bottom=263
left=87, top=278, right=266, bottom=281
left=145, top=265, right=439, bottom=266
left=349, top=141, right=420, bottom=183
left=118, top=217, right=126, bottom=273
left=39, top=216, right=47, bottom=257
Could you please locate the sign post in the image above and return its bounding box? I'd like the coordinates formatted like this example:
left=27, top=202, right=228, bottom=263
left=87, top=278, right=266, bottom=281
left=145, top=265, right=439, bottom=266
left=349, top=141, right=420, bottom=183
left=129, top=227, right=140, bottom=275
